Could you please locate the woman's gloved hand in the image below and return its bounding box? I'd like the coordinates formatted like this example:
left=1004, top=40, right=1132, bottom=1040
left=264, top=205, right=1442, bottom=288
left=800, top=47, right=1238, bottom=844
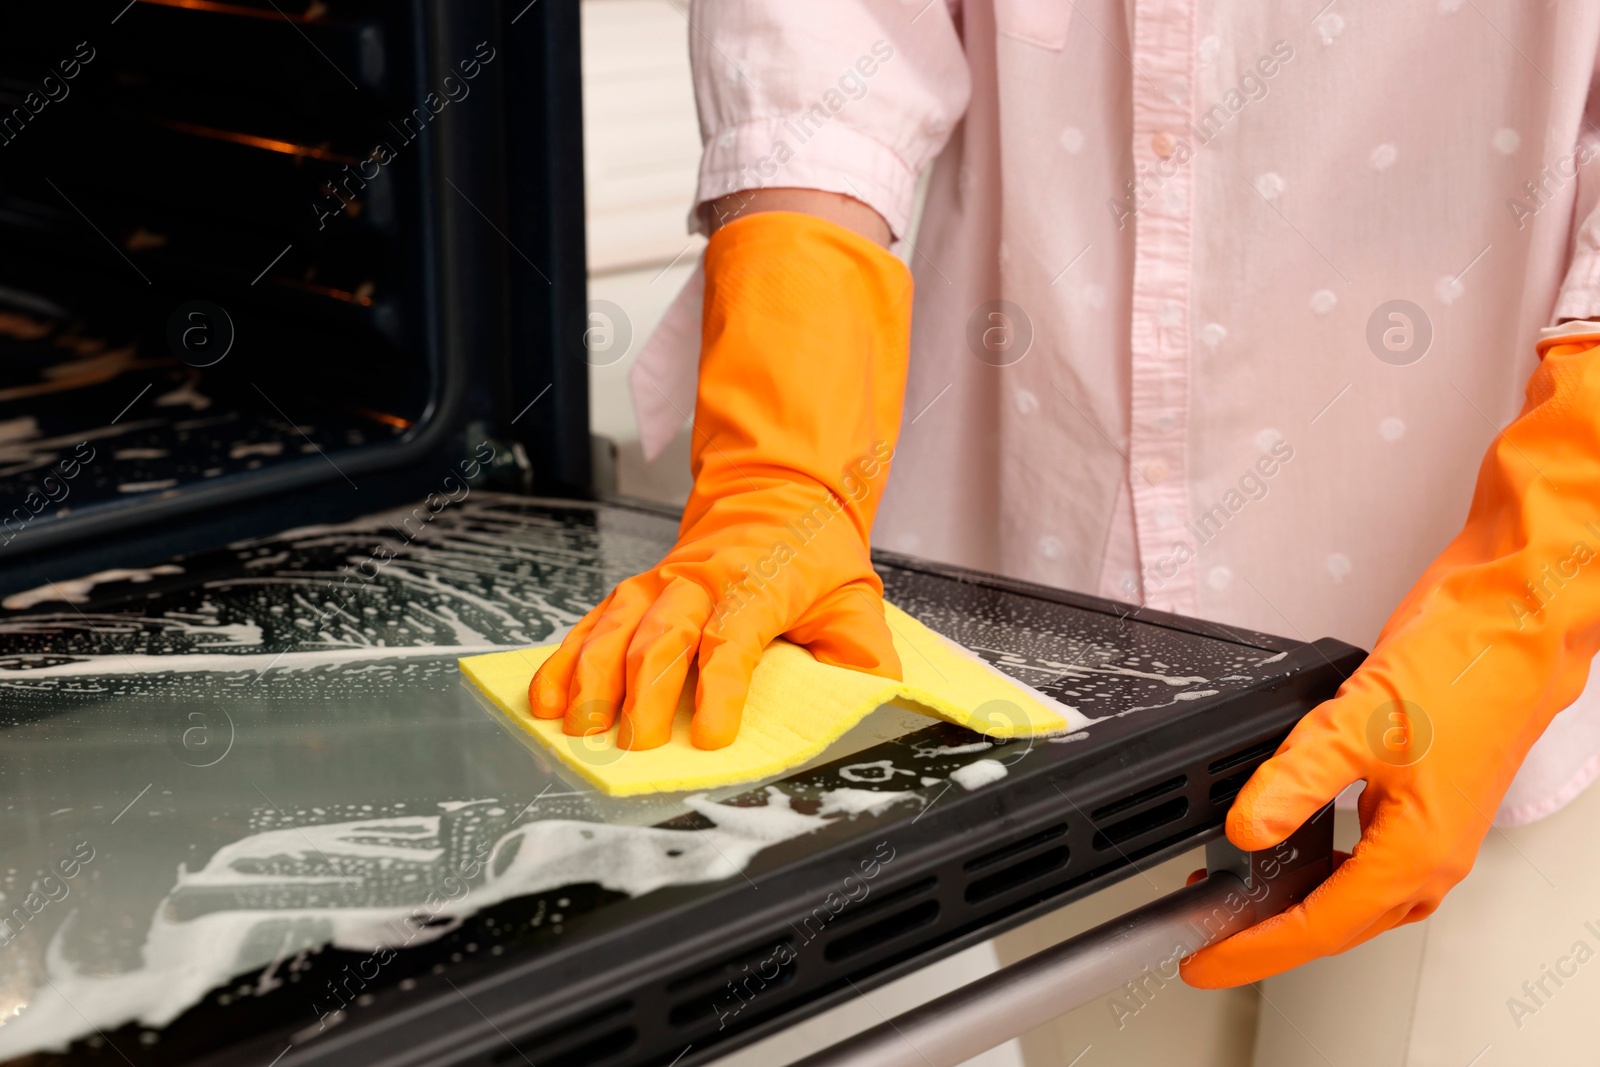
left=1184, top=333, right=1600, bottom=987
left=530, top=211, right=913, bottom=750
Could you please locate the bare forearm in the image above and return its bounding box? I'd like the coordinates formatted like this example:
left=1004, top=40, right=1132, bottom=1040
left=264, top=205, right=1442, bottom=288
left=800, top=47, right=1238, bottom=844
left=707, top=187, right=891, bottom=247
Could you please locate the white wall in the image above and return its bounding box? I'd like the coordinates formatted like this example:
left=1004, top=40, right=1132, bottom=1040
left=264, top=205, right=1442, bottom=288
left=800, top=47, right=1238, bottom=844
left=581, top=0, right=702, bottom=505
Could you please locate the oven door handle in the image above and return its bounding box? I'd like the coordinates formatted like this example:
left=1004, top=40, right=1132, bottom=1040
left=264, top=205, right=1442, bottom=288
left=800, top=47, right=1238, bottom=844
left=790, top=805, right=1335, bottom=1067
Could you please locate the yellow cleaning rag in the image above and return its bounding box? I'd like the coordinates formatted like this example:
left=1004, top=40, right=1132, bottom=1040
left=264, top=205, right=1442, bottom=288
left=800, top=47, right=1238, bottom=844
left=459, top=603, right=1070, bottom=797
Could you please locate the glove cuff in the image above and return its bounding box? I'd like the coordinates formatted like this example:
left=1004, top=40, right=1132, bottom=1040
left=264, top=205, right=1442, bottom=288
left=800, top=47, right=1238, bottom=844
left=687, top=211, right=913, bottom=544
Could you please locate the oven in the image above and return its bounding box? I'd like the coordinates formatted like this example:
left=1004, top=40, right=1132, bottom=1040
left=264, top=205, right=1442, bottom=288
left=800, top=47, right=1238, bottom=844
left=0, top=5, right=1359, bottom=1065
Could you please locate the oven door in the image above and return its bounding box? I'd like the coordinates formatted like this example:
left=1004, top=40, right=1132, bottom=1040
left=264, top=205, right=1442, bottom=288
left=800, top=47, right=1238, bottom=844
left=0, top=495, right=1362, bottom=1067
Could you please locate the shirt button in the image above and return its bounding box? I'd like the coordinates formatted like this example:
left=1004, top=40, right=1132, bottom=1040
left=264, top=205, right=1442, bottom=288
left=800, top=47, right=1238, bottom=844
left=1144, top=460, right=1170, bottom=485
left=1152, top=131, right=1175, bottom=159
left=1152, top=414, right=1176, bottom=434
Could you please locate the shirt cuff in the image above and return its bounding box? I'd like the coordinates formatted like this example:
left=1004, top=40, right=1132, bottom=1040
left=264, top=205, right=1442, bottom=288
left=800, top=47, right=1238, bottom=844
left=1553, top=253, right=1600, bottom=322
left=1538, top=318, right=1600, bottom=340
left=692, top=117, right=922, bottom=240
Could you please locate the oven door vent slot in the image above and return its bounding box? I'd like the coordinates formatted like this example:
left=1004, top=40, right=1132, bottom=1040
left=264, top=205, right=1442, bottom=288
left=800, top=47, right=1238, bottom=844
left=665, top=937, right=799, bottom=1028
left=496, top=1027, right=637, bottom=1067
left=1209, top=769, right=1253, bottom=807
left=1090, top=775, right=1187, bottom=821
left=1091, top=797, right=1189, bottom=850
left=1208, top=738, right=1280, bottom=776
left=494, top=1002, right=634, bottom=1066
left=664, top=939, right=793, bottom=995
left=824, top=876, right=937, bottom=931
left=964, top=845, right=1071, bottom=904
left=666, top=959, right=797, bottom=1029
left=962, top=823, right=1068, bottom=874
left=822, top=900, right=940, bottom=962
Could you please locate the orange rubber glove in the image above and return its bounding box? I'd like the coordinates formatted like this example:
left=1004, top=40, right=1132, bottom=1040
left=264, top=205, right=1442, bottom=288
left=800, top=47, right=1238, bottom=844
left=1184, top=331, right=1600, bottom=988
left=530, top=211, right=912, bottom=750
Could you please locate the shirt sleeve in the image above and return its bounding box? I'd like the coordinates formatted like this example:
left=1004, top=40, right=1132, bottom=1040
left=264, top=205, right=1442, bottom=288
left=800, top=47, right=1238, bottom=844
left=686, top=0, right=972, bottom=240
left=1553, top=44, right=1600, bottom=321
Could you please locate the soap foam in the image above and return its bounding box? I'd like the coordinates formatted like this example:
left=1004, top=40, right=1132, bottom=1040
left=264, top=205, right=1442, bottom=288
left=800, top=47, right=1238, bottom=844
left=0, top=786, right=895, bottom=1057
left=949, top=759, right=1009, bottom=791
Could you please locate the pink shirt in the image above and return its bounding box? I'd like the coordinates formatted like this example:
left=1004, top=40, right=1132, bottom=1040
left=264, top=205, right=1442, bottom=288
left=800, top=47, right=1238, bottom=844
left=630, top=0, right=1600, bottom=826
